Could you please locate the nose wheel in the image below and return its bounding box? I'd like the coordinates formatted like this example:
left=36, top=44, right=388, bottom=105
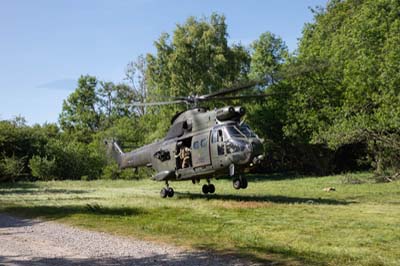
left=202, top=179, right=216, bottom=194
left=160, top=181, right=174, bottom=198
left=233, top=176, right=248, bottom=190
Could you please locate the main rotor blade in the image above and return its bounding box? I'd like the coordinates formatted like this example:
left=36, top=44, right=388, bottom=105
left=131, top=100, right=186, bottom=107
left=201, top=92, right=284, bottom=101
left=201, top=80, right=263, bottom=99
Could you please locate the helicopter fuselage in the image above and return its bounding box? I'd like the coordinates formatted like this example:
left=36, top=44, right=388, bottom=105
left=107, top=106, right=264, bottom=183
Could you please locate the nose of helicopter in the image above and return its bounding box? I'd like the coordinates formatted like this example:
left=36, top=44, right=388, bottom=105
left=249, top=140, right=264, bottom=166
left=228, top=139, right=264, bottom=166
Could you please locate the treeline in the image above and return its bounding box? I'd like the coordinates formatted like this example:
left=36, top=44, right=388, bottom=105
left=1, top=0, right=399, bottom=182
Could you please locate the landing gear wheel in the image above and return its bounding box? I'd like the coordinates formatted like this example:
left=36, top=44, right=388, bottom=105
left=233, top=178, right=241, bottom=190
left=208, top=184, right=215, bottom=194
left=167, top=187, right=174, bottom=197
left=160, top=188, right=168, bottom=198
left=240, top=177, right=248, bottom=189
left=202, top=184, right=209, bottom=194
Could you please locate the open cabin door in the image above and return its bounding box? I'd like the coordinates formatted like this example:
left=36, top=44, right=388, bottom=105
left=191, top=133, right=211, bottom=167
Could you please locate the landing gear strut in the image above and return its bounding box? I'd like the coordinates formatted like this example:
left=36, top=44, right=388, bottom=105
left=202, top=179, right=216, bottom=194
left=233, top=176, right=248, bottom=190
left=160, top=181, right=174, bottom=198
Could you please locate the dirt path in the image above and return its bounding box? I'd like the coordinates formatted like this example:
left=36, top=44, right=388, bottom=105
left=0, top=213, right=260, bottom=266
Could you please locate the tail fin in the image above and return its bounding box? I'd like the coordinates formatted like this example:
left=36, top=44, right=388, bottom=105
left=104, top=139, right=124, bottom=167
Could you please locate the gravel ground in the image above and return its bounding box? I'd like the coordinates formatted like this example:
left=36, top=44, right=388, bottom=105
left=0, top=213, right=261, bottom=266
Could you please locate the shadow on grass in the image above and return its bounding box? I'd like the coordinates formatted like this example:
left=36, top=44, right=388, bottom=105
left=0, top=188, right=91, bottom=195
left=217, top=172, right=315, bottom=182
left=176, top=192, right=352, bottom=205
left=2, top=204, right=145, bottom=222
left=0, top=182, right=39, bottom=190
left=249, top=172, right=304, bottom=181
left=0, top=252, right=287, bottom=266
left=237, top=245, right=353, bottom=266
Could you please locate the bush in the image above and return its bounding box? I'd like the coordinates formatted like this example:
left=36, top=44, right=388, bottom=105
left=29, top=155, right=56, bottom=181
left=101, top=163, right=121, bottom=180
left=100, top=162, right=152, bottom=180
left=0, top=155, right=26, bottom=182
left=44, top=139, right=106, bottom=180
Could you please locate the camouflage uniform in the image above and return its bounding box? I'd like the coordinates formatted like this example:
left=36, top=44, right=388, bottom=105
left=179, top=147, right=191, bottom=168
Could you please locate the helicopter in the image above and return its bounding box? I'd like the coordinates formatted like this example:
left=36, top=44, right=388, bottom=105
left=105, top=81, right=276, bottom=198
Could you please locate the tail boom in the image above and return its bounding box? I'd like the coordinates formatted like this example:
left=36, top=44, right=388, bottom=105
left=105, top=139, right=155, bottom=169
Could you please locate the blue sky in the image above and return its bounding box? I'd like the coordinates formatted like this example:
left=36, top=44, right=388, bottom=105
left=0, top=0, right=327, bottom=125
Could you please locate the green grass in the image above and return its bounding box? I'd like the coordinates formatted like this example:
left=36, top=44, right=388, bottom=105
left=1, top=172, right=399, bottom=265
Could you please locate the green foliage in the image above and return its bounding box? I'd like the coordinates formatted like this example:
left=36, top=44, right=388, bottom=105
left=143, top=13, right=252, bottom=141
left=100, top=163, right=151, bottom=180
left=98, top=116, right=145, bottom=150
left=59, top=75, right=101, bottom=139
left=125, top=54, right=148, bottom=116
left=44, top=139, right=105, bottom=180
left=246, top=31, right=289, bottom=144
left=0, top=155, right=26, bottom=182
left=146, top=13, right=250, bottom=99
left=249, top=31, right=288, bottom=84
left=101, top=163, right=121, bottom=180
left=0, top=118, right=61, bottom=181
left=97, top=82, right=139, bottom=127
left=29, top=156, right=56, bottom=181
left=283, top=0, right=400, bottom=175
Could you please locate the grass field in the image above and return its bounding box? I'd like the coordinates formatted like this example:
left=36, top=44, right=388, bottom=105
left=0, top=172, right=399, bottom=265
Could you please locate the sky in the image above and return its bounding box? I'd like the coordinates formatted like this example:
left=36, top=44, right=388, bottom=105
left=0, top=0, right=328, bottom=125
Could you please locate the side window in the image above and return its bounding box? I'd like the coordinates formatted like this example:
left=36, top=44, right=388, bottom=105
left=193, top=141, right=199, bottom=149
left=217, top=129, right=224, bottom=142
left=217, top=143, right=224, bottom=155
left=211, top=130, right=217, bottom=143
left=200, top=138, right=207, bottom=148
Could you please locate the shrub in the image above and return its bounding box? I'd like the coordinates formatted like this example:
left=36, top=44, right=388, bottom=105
left=29, top=155, right=56, bottom=181
left=44, top=139, right=106, bottom=180
left=101, top=163, right=121, bottom=180
left=0, top=155, right=26, bottom=182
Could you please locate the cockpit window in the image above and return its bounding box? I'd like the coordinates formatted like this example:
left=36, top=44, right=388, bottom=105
left=225, top=126, right=245, bottom=138
left=239, top=124, right=257, bottom=138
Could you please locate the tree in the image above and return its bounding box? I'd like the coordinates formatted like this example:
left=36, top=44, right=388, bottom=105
left=144, top=13, right=251, bottom=141
left=249, top=31, right=288, bottom=85
left=284, top=0, right=400, bottom=175
left=125, top=54, right=148, bottom=116
left=97, top=82, right=137, bottom=127
left=59, top=75, right=101, bottom=138
left=146, top=13, right=250, bottom=99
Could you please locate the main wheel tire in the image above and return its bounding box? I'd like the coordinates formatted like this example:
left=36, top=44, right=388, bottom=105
left=240, top=178, right=248, bottom=189
left=160, top=188, right=168, bottom=198
left=167, top=187, right=174, bottom=197
left=233, top=178, right=241, bottom=190
left=202, top=184, right=209, bottom=194
left=208, top=184, right=215, bottom=194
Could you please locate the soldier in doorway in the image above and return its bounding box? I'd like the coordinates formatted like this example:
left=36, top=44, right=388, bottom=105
left=178, top=144, right=191, bottom=168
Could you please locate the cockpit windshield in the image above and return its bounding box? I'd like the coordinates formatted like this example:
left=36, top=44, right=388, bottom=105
left=225, top=126, right=245, bottom=138
left=239, top=123, right=257, bottom=138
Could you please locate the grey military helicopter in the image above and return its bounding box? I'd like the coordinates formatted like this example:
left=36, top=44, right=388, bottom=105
left=105, top=82, right=274, bottom=198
